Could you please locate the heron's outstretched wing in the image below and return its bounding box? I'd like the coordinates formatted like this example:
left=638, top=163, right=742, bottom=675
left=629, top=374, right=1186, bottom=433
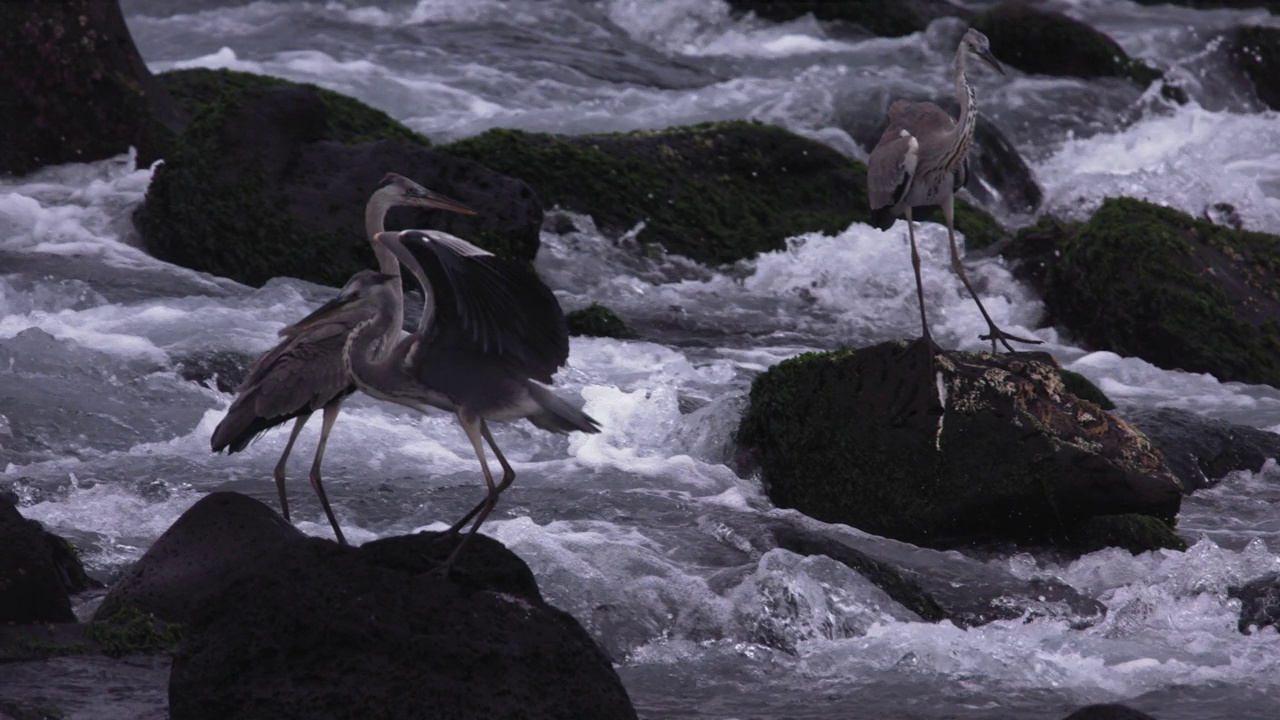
left=377, top=229, right=569, bottom=384
left=211, top=313, right=362, bottom=453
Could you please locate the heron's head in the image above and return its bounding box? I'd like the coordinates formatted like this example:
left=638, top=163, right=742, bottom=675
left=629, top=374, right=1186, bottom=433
left=286, top=270, right=400, bottom=333
left=375, top=173, right=477, bottom=215
left=962, top=28, right=1005, bottom=75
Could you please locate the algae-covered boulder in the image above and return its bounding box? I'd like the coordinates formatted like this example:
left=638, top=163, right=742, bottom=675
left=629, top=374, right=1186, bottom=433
left=0, top=0, right=184, bottom=175
left=567, top=303, right=637, bottom=339
left=1230, top=25, right=1280, bottom=111
left=443, top=122, right=870, bottom=266
left=136, top=68, right=541, bottom=288
left=1030, top=198, right=1280, bottom=389
left=971, top=4, right=1164, bottom=87
left=736, top=342, right=1184, bottom=551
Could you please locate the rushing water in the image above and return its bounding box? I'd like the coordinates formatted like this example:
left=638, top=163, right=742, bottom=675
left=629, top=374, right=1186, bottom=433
left=3, top=1, right=1280, bottom=718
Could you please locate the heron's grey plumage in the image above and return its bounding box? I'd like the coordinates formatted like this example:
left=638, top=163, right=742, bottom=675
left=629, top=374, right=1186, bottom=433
left=210, top=174, right=475, bottom=545
left=299, top=234, right=600, bottom=574
left=866, top=28, right=1039, bottom=360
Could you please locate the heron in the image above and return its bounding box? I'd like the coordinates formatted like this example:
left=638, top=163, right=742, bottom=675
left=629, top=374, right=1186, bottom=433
left=288, top=230, right=600, bottom=573
left=868, top=28, right=1041, bottom=358
left=210, top=174, right=475, bottom=545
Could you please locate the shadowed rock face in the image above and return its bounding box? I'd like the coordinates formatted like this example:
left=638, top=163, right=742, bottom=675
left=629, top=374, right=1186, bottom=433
left=97, top=492, right=636, bottom=720
left=1230, top=25, right=1280, bottom=111
left=0, top=0, right=185, bottom=175
left=135, top=69, right=542, bottom=289
left=736, top=342, right=1184, bottom=552
left=0, top=496, right=93, bottom=624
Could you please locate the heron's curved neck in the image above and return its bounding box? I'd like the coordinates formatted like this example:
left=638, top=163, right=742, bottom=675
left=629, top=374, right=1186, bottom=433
left=947, top=45, right=978, bottom=163
left=343, top=308, right=400, bottom=396
left=364, top=194, right=406, bottom=336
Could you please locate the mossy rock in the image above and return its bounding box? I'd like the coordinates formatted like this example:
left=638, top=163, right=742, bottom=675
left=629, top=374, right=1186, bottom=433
left=566, top=303, right=636, bottom=339
left=1066, top=514, right=1187, bottom=555
left=0, top=0, right=183, bottom=174
left=1230, top=25, right=1280, bottom=111
left=137, top=69, right=541, bottom=288
left=971, top=4, right=1163, bottom=87
left=1042, top=197, right=1280, bottom=389
left=723, top=0, right=926, bottom=37
left=1058, top=369, right=1116, bottom=411
left=86, top=605, right=183, bottom=657
left=736, top=342, right=1182, bottom=550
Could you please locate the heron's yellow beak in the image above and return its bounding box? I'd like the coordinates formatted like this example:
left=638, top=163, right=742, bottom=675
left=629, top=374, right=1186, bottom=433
left=409, top=189, right=477, bottom=216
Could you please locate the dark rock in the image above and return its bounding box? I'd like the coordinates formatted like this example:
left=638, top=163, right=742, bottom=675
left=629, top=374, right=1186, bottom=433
left=136, top=68, right=541, bottom=288
left=723, top=0, right=929, bottom=37
left=1204, top=201, right=1245, bottom=230
left=1067, top=513, right=1187, bottom=555
left=1021, top=198, right=1280, bottom=390
left=1058, top=369, right=1115, bottom=411
left=1119, top=407, right=1280, bottom=493
left=0, top=0, right=184, bottom=175
left=1230, top=25, right=1280, bottom=111
left=1062, top=704, right=1159, bottom=720
left=164, top=495, right=635, bottom=720
left=95, top=491, right=306, bottom=625
left=1229, top=571, right=1280, bottom=633
left=1132, top=0, right=1280, bottom=10
left=444, top=122, right=1005, bottom=265
left=0, top=498, right=93, bottom=624
left=971, top=4, right=1164, bottom=87
left=567, top=303, right=637, bottom=339
left=735, top=342, right=1184, bottom=551
left=173, top=350, right=254, bottom=394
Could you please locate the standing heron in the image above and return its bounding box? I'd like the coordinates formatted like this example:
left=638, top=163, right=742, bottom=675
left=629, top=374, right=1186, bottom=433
left=868, top=28, right=1041, bottom=356
left=210, top=174, right=475, bottom=545
left=289, top=230, right=600, bottom=574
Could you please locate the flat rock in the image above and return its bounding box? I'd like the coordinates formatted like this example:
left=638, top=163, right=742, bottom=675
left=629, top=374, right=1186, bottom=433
left=736, top=342, right=1185, bottom=551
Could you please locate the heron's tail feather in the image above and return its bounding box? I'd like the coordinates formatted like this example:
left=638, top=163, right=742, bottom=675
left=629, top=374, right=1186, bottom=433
left=210, top=403, right=272, bottom=454
left=870, top=206, right=898, bottom=231
left=526, top=383, right=601, bottom=435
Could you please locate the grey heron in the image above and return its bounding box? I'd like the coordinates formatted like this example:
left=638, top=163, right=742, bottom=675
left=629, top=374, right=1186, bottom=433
left=290, top=230, right=600, bottom=573
left=868, top=28, right=1041, bottom=356
left=210, top=174, right=475, bottom=545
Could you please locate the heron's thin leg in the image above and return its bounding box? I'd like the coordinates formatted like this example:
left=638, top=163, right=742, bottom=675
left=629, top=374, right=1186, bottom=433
left=436, top=415, right=504, bottom=576
left=444, top=420, right=515, bottom=537
left=941, top=196, right=1041, bottom=353
left=890, top=211, right=942, bottom=425
left=272, top=413, right=312, bottom=523
left=905, top=209, right=933, bottom=347
left=307, top=401, right=348, bottom=546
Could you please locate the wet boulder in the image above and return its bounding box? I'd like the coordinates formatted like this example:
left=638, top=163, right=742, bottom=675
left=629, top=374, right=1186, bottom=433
left=0, top=493, right=92, bottom=624
left=0, top=0, right=184, bottom=175
left=162, top=494, right=634, bottom=720
left=970, top=4, right=1166, bottom=89
left=1011, top=198, right=1280, bottom=390
left=567, top=303, right=637, bottom=339
left=1230, top=25, right=1280, bottom=111
left=722, top=0, right=931, bottom=37
left=1062, top=705, right=1159, bottom=720
left=136, top=68, right=541, bottom=289
left=735, top=342, right=1185, bottom=551
left=1118, top=407, right=1280, bottom=493
left=1229, top=571, right=1280, bottom=634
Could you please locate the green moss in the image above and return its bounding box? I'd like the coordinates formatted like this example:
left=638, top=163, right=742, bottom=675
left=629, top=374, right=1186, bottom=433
left=1045, top=197, right=1280, bottom=388
left=1067, top=514, right=1187, bottom=555
left=86, top=606, right=183, bottom=657
left=443, top=122, right=873, bottom=266
left=724, top=0, right=924, bottom=37
left=161, top=68, right=430, bottom=147
left=566, top=303, right=636, bottom=339
left=0, top=702, right=65, bottom=720
left=1058, top=369, right=1115, bottom=411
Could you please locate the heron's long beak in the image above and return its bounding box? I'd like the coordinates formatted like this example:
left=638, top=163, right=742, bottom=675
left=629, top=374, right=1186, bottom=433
left=410, top=189, right=477, bottom=216
left=977, top=48, right=1005, bottom=75
left=280, top=291, right=360, bottom=336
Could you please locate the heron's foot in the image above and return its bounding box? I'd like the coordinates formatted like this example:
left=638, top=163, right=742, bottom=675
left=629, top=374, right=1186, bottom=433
left=980, top=324, right=1043, bottom=354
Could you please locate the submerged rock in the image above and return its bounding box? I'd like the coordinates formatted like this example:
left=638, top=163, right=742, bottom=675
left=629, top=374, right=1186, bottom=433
left=1012, top=198, right=1280, bottom=390
left=1229, top=571, right=1280, bottom=634
left=735, top=342, right=1184, bottom=551
left=722, top=0, right=930, bottom=37
left=0, top=0, right=184, bottom=175
left=1062, top=704, right=1159, bottom=720
left=135, top=68, right=541, bottom=289
left=567, top=303, right=637, bottom=339
left=0, top=495, right=92, bottom=624
left=1118, top=407, right=1280, bottom=493
left=1230, top=25, right=1280, bottom=111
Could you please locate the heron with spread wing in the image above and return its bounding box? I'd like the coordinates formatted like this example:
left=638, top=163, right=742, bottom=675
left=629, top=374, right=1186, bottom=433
left=290, top=229, right=599, bottom=573
left=868, top=28, right=1041, bottom=360
left=211, top=175, right=475, bottom=545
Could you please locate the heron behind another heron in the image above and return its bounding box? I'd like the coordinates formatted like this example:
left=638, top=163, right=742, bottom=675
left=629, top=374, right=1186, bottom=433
left=210, top=174, right=475, bottom=545
left=289, top=230, right=600, bottom=574
left=867, top=28, right=1041, bottom=366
